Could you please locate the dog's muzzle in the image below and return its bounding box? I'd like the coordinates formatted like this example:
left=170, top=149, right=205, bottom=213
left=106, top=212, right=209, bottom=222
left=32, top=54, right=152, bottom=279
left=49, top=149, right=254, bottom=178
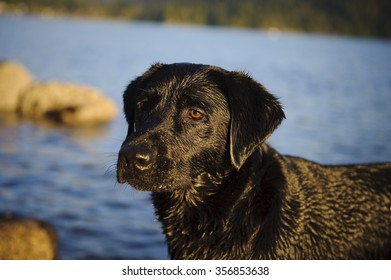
left=117, top=144, right=155, bottom=183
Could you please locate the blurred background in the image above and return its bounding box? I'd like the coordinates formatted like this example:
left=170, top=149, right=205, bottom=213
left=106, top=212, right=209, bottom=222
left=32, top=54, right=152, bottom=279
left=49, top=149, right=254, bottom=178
left=0, top=0, right=390, bottom=259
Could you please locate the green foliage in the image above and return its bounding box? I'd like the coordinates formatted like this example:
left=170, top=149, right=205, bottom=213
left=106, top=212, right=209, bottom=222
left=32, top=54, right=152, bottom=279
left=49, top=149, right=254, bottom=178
left=2, top=0, right=391, bottom=38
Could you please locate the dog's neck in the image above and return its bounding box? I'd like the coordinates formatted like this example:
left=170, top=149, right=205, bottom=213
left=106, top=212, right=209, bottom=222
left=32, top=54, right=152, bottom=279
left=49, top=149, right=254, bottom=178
left=151, top=144, right=298, bottom=259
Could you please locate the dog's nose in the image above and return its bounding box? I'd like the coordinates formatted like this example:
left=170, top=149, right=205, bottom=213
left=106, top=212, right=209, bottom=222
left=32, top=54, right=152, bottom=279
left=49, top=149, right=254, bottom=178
left=119, top=145, right=154, bottom=171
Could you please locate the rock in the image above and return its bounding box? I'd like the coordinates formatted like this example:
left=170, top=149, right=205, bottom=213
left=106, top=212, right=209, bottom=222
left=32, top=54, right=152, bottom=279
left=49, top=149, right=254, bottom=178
left=19, top=81, right=117, bottom=126
left=0, top=61, right=34, bottom=112
left=0, top=215, right=58, bottom=260
left=0, top=60, right=117, bottom=126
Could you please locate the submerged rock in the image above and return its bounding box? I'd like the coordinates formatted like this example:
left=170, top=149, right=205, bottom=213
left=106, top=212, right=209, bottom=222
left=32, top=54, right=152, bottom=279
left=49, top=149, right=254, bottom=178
left=0, top=60, right=117, bottom=126
left=0, top=214, right=58, bottom=260
left=0, top=61, right=34, bottom=112
left=19, top=81, right=117, bottom=126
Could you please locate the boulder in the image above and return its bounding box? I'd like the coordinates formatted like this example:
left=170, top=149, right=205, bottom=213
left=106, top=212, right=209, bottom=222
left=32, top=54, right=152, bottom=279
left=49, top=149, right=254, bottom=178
left=0, top=215, right=58, bottom=260
left=19, top=81, right=117, bottom=126
left=0, top=60, right=117, bottom=126
left=0, top=61, right=34, bottom=112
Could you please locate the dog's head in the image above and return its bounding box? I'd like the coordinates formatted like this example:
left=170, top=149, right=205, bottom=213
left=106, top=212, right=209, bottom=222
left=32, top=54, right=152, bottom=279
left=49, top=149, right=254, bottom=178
left=117, top=63, right=285, bottom=192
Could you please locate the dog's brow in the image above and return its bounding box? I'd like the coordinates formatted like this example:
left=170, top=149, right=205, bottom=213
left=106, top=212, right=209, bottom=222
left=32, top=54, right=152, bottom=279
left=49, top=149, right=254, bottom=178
left=186, top=86, right=227, bottom=111
left=145, top=73, right=223, bottom=110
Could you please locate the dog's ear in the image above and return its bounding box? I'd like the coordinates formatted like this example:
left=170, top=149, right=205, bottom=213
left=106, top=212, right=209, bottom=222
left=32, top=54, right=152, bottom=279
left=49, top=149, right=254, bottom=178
left=224, top=71, right=285, bottom=170
left=123, top=63, right=164, bottom=135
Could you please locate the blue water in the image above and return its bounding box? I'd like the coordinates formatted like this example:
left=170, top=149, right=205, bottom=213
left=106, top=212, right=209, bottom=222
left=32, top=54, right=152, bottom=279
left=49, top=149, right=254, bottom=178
left=0, top=15, right=390, bottom=259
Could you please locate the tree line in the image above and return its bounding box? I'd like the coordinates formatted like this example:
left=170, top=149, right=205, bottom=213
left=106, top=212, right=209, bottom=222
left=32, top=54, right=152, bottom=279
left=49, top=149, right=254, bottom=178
left=2, top=0, right=391, bottom=38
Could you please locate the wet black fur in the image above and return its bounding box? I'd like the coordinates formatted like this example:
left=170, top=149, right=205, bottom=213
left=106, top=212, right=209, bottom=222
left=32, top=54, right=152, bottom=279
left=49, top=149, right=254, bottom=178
left=117, top=63, right=391, bottom=259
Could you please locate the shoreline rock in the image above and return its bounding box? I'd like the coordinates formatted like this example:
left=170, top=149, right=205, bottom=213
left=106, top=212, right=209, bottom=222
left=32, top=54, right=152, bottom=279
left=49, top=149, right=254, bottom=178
left=19, top=81, right=118, bottom=126
left=0, top=214, right=58, bottom=260
left=0, top=60, right=117, bottom=126
left=0, top=61, right=34, bottom=112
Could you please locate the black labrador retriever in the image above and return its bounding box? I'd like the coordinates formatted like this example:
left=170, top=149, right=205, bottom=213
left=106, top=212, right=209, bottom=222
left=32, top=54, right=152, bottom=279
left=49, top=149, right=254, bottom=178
left=117, top=63, right=391, bottom=259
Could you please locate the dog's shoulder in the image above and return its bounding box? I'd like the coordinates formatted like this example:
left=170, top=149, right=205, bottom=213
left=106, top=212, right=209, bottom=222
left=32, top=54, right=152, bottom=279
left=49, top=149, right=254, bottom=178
left=263, top=144, right=391, bottom=190
left=259, top=145, right=391, bottom=259
left=261, top=143, right=391, bottom=218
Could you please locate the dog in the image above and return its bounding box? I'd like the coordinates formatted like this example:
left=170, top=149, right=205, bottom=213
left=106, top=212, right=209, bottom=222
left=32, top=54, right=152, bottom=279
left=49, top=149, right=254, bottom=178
left=117, top=63, right=391, bottom=259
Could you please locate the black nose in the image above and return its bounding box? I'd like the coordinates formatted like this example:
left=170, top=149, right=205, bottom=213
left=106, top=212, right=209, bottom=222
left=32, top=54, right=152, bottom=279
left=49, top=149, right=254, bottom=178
left=119, top=145, right=155, bottom=171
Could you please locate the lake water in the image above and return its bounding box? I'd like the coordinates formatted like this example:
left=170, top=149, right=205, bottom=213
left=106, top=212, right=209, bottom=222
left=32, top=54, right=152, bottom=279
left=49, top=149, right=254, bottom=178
left=0, top=15, right=390, bottom=259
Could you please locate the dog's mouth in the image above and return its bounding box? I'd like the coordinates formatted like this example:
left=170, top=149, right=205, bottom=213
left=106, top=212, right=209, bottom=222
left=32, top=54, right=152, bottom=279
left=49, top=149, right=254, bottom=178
left=118, top=174, right=176, bottom=192
left=116, top=159, right=188, bottom=192
left=116, top=144, right=228, bottom=193
left=116, top=144, right=168, bottom=191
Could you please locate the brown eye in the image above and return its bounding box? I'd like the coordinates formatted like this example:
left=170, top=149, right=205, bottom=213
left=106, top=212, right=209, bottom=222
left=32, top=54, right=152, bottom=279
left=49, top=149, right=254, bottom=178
left=137, top=99, right=148, bottom=111
left=188, top=109, right=204, bottom=121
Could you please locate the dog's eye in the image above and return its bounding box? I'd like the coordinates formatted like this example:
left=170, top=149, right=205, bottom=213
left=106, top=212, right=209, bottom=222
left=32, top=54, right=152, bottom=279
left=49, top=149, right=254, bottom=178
left=188, top=109, right=204, bottom=121
left=136, top=99, right=149, bottom=111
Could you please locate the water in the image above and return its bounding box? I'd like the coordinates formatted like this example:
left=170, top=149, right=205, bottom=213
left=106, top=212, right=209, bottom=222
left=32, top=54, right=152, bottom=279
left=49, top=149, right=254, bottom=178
left=0, top=15, right=390, bottom=259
